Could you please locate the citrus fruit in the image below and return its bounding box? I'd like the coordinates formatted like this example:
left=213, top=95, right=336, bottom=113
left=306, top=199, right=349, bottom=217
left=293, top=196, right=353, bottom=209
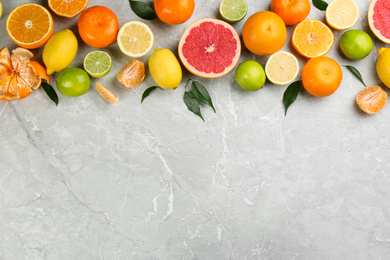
left=242, top=11, right=287, bottom=56
left=43, top=29, right=78, bottom=75
left=149, top=48, right=182, bottom=89
left=0, top=47, right=41, bottom=101
left=368, top=0, right=390, bottom=44
left=292, top=20, right=334, bottom=59
left=117, top=21, right=154, bottom=57
left=56, top=68, right=90, bottom=97
left=340, top=30, right=373, bottom=60
left=265, top=51, right=299, bottom=85
left=178, top=18, right=241, bottom=78
left=235, top=60, right=265, bottom=91
left=117, top=60, right=145, bottom=88
left=154, top=0, right=195, bottom=25
left=29, top=61, right=50, bottom=83
left=356, top=86, right=387, bottom=114
left=219, top=0, right=248, bottom=23
left=271, top=0, right=311, bottom=25
left=95, top=82, right=118, bottom=104
left=6, top=3, right=53, bottom=49
left=376, top=48, right=390, bottom=89
left=78, top=6, right=119, bottom=48
left=48, top=0, right=89, bottom=18
left=301, top=56, right=343, bottom=97
left=326, top=0, right=359, bottom=30
left=83, top=51, right=112, bottom=78
left=0, top=2, right=3, bottom=19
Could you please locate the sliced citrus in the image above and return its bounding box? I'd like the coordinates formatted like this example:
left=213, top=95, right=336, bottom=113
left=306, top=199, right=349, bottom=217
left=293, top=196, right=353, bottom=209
left=29, top=61, right=50, bottom=83
left=292, top=20, right=334, bottom=59
left=83, top=51, right=112, bottom=78
left=117, top=60, right=145, bottom=88
left=96, top=82, right=118, bottom=103
left=265, top=51, right=299, bottom=85
left=368, top=0, right=390, bottom=44
left=356, top=86, right=387, bottom=114
left=48, top=0, right=89, bottom=18
left=6, top=3, right=53, bottom=49
left=219, top=0, right=248, bottom=23
left=117, top=21, right=154, bottom=57
left=326, top=0, right=359, bottom=30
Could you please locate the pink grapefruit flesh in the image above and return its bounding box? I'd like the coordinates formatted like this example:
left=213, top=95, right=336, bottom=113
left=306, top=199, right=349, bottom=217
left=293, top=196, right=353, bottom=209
left=368, top=0, right=390, bottom=44
left=178, top=18, right=241, bottom=78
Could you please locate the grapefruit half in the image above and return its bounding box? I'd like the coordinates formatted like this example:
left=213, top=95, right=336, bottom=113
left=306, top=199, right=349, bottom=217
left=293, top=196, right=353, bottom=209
left=368, top=0, right=390, bottom=44
left=178, top=18, right=241, bottom=78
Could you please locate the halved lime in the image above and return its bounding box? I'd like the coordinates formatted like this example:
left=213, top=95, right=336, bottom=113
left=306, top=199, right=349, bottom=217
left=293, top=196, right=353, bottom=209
left=219, top=0, right=248, bottom=23
left=83, top=51, right=112, bottom=78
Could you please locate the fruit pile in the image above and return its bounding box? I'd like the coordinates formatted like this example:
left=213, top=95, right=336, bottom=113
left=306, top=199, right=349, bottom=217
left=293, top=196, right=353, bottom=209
left=0, top=0, right=389, bottom=117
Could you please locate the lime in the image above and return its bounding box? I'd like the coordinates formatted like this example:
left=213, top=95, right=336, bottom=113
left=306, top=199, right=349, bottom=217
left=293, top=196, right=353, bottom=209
left=56, top=68, right=90, bottom=97
left=219, top=0, right=248, bottom=23
left=340, top=30, right=373, bottom=60
left=235, top=60, right=265, bottom=91
left=83, top=51, right=112, bottom=78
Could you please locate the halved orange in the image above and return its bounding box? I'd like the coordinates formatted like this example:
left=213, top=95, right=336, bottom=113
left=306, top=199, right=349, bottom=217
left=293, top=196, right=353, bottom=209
left=356, top=86, right=387, bottom=114
left=292, top=19, right=334, bottom=59
left=96, top=82, right=118, bottom=103
left=6, top=3, right=54, bottom=49
left=48, top=0, right=89, bottom=18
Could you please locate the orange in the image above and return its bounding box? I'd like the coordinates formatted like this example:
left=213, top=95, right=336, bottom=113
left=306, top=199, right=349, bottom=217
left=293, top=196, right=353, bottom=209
left=271, top=0, right=311, bottom=25
left=356, top=86, right=387, bottom=114
left=154, top=0, right=195, bottom=25
left=301, top=56, right=343, bottom=97
left=78, top=6, right=119, bottom=48
left=242, top=11, right=287, bottom=56
left=292, top=20, right=334, bottom=59
left=117, top=60, right=145, bottom=88
left=96, top=82, right=118, bottom=103
left=6, top=3, right=53, bottom=49
left=29, top=61, right=50, bottom=83
left=48, top=0, right=89, bottom=18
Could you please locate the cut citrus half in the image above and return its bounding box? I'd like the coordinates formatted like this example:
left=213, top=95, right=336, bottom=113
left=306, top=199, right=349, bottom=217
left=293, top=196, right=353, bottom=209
left=356, top=86, right=387, bottom=114
left=219, top=0, right=248, bottom=23
left=368, top=0, right=390, bottom=44
left=265, top=51, right=299, bottom=85
left=6, top=3, right=53, bottom=49
left=96, top=82, right=118, bottom=103
left=178, top=18, right=241, bottom=78
left=48, top=0, right=89, bottom=18
left=326, top=0, right=359, bottom=30
left=117, top=21, right=154, bottom=57
left=83, top=51, right=112, bottom=78
left=292, top=20, right=334, bottom=59
left=117, top=60, right=145, bottom=88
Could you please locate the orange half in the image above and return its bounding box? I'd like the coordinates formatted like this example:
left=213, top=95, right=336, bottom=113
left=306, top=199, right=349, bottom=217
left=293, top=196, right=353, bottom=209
left=48, top=0, right=89, bottom=18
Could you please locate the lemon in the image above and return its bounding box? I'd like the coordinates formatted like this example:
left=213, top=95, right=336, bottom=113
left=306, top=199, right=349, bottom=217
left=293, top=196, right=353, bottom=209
left=377, top=48, right=390, bottom=89
left=0, top=2, right=3, bottom=19
left=326, top=0, right=359, bottom=30
left=43, top=29, right=78, bottom=75
left=148, top=48, right=182, bottom=89
left=117, top=21, right=154, bottom=57
left=265, top=51, right=299, bottom=85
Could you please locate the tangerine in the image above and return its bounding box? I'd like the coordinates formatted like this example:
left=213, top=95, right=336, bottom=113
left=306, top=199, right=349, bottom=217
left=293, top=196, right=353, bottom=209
left=356, top=86, right=387, bottom=114
left=117, top=60, right=145, bottom=88
left=271, top=0, right=311, bottom=25
left=154, top=0, right=195, bottom=25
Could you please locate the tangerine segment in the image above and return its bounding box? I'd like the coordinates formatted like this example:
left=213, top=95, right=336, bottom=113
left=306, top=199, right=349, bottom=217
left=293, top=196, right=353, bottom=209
left=117, top=60, right=145, bottom=88
left=6, top=3, right=53, bottom=49
left=356, top=86, right=387, bottom=114
left=48, top=0, right=89, bottom=18
left=292, top=20, right=334, bottom=59
left=96, top=82, right=118, bottom=103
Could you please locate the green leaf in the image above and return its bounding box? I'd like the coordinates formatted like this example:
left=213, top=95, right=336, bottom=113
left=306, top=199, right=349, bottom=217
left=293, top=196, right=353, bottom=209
left=343, top=65, right=367, bottom=87
left=141, top=86, right=162, bottom=103
left=191, top=81, right=216, bottom=113
left=313, top=0, right=328, bottom=11
left=41, top=83, right=58, bottom=106
left=283, top=81, right=301, bottom=116
left=128, top=0, right=157, bottom=20
left=183, top=91, right=204, bottom=121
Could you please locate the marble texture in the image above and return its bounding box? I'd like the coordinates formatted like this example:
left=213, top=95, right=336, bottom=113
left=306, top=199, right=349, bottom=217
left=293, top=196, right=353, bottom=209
left=1, top=0, right=390, bottom=259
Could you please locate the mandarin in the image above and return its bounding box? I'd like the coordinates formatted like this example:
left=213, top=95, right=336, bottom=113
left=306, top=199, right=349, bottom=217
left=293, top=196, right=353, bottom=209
left=154, top=0, right=195, bottom=25
left=356, top=86, right=387, bottom=114
left=271, top=0, right=311, bottom=25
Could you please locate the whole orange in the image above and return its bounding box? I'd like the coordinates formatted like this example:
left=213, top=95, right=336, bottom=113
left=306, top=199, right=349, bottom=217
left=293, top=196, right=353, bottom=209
left=242, top=11, right=287, bottom=56
left=78, top=6, right=119, bottom=48
left=271, top=0, right=311, bottom=25
left=154, top=0, right=195, bottom=25
left=302, top=56, right=343, bottom=97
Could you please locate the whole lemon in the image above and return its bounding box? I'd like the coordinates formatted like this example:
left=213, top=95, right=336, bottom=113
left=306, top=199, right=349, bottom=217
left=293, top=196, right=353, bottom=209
left=43, top=29, right=78, bottom=75
left=377, top=48, right=390, bottom=88
left=148, top=48, right=182, bottom=89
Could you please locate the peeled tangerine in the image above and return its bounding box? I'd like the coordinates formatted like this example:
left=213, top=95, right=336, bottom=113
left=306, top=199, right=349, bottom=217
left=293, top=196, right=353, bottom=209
left=149, top=48, right=182, bottom=89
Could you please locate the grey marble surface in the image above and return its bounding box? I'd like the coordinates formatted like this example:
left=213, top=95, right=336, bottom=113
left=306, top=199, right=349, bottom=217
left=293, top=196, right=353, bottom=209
left=1, top=0, right=390, bottom=259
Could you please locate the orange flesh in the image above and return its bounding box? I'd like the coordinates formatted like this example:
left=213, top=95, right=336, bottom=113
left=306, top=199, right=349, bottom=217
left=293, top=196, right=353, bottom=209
left=48, top=0, right=89, bottom=18
left=356, top=86, right=387, bottom=114
left=96, top=82, right=118, bottom=103
left=117, top=60, right=145, bottom=88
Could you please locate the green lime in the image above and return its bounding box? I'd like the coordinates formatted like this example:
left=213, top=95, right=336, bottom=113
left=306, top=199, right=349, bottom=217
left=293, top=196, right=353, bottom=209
left=235, top=60, right=265, bottom=91
left=219, top=0, right=248, bottom=23
left=340, top=30, right=373, bottom=60
left=83, top=51, right=112, bottom=78
left=56, top=68, right=90, bottom=97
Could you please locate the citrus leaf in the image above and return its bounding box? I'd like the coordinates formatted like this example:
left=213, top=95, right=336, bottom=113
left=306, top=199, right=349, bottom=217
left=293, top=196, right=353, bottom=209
left=183, top=91, right=204, bottom=121
left=191, top=81, right=216, bottom=113
left=141, top=86, right=162, bottom=103
left=128, top=0, right=157, bottom=20
left=313, top=0, right=328, bottom=11
left=41, top=83, right=58, bottom=106
left=343, top=65, right=366, bottom=87
left=283, top=81, right=301, bottom=116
